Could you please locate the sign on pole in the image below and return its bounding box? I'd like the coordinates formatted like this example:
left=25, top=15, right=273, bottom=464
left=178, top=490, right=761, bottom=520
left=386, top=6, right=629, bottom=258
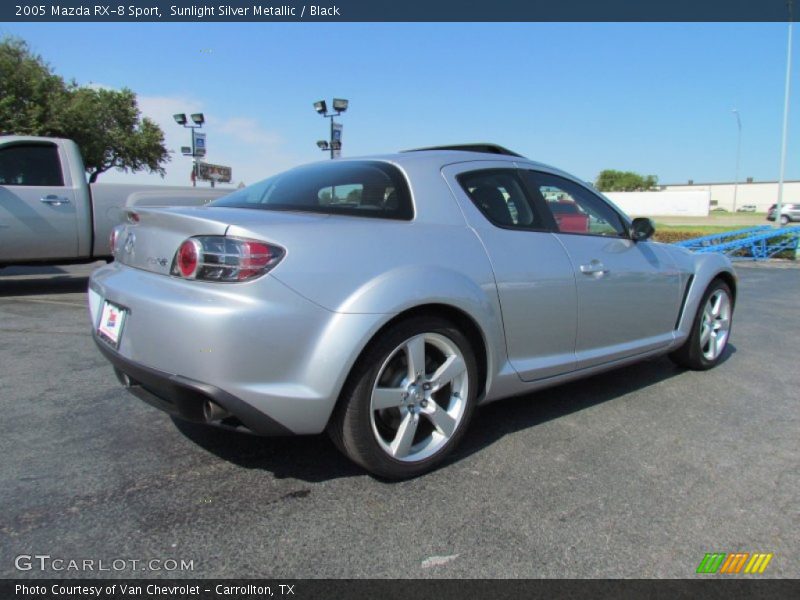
left=331, top=122, right=343, bottom=158
left=197, top=162, right=232, bottom=183
left=193, top=131, right=207, bottom=157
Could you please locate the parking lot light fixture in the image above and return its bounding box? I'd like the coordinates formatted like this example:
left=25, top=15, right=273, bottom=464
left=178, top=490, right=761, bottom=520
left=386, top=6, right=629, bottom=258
left=176, top=112, right=205, bottom=187
left=314, top=98, right=349, bottom=159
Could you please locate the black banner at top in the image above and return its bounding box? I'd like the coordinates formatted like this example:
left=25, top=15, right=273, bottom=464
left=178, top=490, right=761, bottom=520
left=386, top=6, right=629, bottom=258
left=1, top=0, right=797, bottom=22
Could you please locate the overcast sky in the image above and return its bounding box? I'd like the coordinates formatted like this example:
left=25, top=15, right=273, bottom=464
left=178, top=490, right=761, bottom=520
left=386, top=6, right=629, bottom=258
left=2, top=22, right=797, bottom=188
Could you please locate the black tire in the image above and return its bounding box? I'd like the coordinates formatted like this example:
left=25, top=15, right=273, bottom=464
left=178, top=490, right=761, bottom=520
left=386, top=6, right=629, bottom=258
left=780, top=215, right=789, bottom=226
left=328, top=315, right=479, bottom=479
left=669, top=279, right=733, bottom=370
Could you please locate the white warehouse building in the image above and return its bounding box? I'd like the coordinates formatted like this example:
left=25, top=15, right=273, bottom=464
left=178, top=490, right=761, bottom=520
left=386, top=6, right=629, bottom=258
left=605, top=190, right=710, bottom=217
left=660, top=179, right=800, bottom=212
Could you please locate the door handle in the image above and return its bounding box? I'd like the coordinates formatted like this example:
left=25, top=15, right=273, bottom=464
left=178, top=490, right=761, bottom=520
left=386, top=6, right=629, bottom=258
left=40, top=195, right=71, bottom=206
left=580, top=260, right=609, bottom=276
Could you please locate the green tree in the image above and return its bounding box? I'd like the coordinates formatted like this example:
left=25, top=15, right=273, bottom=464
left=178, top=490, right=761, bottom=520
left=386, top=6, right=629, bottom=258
left=0, top=37, right=68, bottom=135
left=595, top=169, right=658, bottom=192
left=0, top=37, right=169, bottom=183
left=62, top=87, right=169, bottom=183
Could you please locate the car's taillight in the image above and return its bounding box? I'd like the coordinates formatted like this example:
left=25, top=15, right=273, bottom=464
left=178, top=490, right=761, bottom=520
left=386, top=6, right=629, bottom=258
left=170, top=236, right=284, bottom=282
left=176, top=239, right=201, bottom=278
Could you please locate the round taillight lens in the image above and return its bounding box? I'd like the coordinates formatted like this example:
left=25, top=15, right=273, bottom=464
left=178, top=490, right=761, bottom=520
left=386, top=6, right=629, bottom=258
left=177, top=240, right=199, bottom=278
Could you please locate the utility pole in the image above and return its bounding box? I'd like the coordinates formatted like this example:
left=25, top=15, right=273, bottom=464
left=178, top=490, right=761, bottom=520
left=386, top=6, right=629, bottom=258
left=732, top=109, right=742, bottom=212
left=776, top=1, right=794, bottom=228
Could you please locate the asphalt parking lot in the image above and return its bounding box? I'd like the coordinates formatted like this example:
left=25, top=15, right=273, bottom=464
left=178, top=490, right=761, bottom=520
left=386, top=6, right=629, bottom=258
left=0, top=261, right=797, bottom=579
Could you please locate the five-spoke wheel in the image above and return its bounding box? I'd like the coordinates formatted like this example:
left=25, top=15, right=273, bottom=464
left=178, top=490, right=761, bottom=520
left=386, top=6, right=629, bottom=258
left=329, top=316, right=478, bottom=479
left=670, top=279, right=734, bottom=370
left=369, top=332, right=469, bottom=462
left=698, top=288, right=732, bottom=362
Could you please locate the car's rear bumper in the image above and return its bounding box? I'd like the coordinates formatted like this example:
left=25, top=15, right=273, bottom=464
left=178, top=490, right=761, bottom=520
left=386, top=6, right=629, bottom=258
left=93, top=332, right=294, bottom=436
left=88, top=261, right=386, bottom=435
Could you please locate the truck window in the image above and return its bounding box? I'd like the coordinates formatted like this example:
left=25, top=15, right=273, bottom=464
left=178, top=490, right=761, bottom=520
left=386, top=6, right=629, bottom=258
left=0, top=143, right=64, bottom=187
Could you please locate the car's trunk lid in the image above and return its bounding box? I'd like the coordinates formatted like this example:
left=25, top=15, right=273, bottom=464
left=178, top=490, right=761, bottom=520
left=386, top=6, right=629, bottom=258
left=115, top=206, right=327, bottom=275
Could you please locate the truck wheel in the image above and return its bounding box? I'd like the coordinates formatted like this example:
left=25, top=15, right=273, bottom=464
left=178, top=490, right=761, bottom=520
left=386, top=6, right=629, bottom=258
left=329, top=316, right=478, bottom=479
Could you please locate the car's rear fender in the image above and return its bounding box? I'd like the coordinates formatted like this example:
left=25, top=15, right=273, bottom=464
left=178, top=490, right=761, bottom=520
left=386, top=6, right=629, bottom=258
left=306, top=264, right=509, bottom=427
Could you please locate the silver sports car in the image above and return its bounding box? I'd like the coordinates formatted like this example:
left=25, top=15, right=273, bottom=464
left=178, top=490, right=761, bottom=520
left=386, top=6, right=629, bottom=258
left=89, top=145, right=736, bottom=479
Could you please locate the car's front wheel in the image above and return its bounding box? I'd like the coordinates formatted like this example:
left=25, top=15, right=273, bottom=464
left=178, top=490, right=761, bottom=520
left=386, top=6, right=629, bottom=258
left=329, top=316, right=479, bottom=479
left=780, top=214, right=790, bottom=226
left=669, top=279, right=733, bottom=370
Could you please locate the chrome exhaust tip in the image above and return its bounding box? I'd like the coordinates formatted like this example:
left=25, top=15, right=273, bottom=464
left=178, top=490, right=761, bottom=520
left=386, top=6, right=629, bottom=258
left=114, top=368, right=132, bottom=388
left=203, top=399, right=231, bottom=422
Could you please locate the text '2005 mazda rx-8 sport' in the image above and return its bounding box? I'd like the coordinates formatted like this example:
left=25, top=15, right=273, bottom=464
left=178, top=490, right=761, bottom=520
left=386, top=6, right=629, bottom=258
left=89, top=145, right=735, bottom=479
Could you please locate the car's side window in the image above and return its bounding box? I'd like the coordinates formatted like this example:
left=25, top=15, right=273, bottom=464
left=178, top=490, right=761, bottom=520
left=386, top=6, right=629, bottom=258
left=457, top=169, right=545, bottom=230
left=0, top=143, right=64, bottom=187
left=523, top=171, right=627, bottom=237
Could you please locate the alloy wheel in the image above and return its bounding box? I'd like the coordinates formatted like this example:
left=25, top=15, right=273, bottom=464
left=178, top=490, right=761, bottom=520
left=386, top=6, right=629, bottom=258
left=699, top=288, right=732, bottom=361
left=369, top=333, right=469, bottom=462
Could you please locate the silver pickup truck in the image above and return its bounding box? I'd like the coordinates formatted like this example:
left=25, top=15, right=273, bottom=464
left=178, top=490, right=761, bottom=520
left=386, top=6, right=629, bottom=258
left=0, top=136, right=229, bottom=266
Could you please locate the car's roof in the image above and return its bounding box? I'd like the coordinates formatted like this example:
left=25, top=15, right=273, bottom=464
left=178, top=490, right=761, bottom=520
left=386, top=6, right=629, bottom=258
left=348, top=149, right=520, bottom=163
left=335, top=147, right=627, bottom=224
left=335, top=148, right=565, bottom=175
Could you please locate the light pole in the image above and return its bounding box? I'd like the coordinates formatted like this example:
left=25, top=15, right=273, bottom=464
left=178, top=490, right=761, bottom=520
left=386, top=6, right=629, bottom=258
left=732, top=109, right=742, bottom=212
left=314, top=99, right=348, bottom=159
left=173, top=112, right=205, bottom=187
left=776, top=2, right=793, bottom=228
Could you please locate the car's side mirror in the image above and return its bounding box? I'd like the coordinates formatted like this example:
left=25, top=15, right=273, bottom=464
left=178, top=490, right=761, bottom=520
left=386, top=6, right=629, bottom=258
left=630, top=217, right=655, bottom=242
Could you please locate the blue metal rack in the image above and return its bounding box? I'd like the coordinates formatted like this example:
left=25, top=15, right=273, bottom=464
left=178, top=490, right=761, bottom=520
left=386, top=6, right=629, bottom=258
left=673, top=225, right=800, bottom=261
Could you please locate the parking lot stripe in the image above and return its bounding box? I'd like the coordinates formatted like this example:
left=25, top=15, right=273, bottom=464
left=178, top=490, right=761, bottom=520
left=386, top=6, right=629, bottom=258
left=0, top=298, right=85, bottom=308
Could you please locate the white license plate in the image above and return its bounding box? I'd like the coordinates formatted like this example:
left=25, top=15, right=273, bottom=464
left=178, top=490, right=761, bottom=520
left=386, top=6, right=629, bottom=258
left=97, top=301, right=126, bottom=347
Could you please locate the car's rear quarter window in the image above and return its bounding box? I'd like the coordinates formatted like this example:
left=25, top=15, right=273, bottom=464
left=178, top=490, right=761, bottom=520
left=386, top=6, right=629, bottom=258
left=211, top=160, right=413, bottom=220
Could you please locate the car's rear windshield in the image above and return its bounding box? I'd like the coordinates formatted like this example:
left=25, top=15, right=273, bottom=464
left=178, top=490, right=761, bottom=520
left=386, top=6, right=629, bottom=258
left=210, top=160, right=413, bottom=220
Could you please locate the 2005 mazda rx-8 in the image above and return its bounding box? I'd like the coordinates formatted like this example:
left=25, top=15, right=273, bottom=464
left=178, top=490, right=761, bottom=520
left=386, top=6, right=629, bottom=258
left=89, top=145, right=736, bottom=478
